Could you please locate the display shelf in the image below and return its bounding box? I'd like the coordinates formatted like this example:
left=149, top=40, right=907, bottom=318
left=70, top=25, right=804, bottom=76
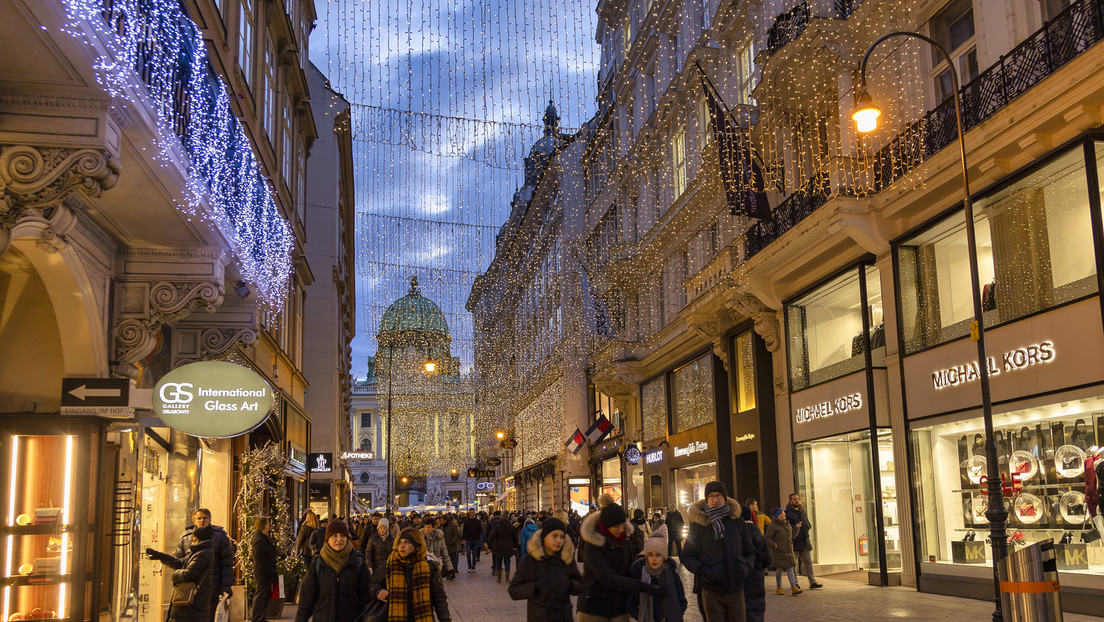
left=0, top=524, right=74, bottom=536
left=1, top=574, right=71, bottom=587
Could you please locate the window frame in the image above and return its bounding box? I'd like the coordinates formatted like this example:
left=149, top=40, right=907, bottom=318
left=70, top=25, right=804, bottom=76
left=927, top=0, right=979, bottom=104
left=238, top=0, right=256, bottom=86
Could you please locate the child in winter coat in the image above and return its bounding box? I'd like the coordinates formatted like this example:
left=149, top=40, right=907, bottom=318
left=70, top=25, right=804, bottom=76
left=764, top=508, right=801, bottom=595
left=508, top=517, right=584, bottom=621
left=627, top=525, right=687, bottom=622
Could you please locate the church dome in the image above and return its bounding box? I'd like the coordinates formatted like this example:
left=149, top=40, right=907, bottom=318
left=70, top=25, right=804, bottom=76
left=378, top=276, right=449, bottom=337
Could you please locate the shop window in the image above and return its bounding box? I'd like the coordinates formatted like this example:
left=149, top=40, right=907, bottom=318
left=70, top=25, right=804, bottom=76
left=238, top=0, right=255, bottom=85
left=735, top=331, right=756, bottom=413
left=642, top=376, right=667, bottom=441
left=911, top=396, right=1104, bottom=574
left=671, top=354, right=715, bottom=432
left=594, top=389, right=622, bottom=435
left=673, top=462, right=717, bottom=511
left=786, top=268, right=883, bottom=391
left=897, top=148, right=1097, bottom=354
left=601, top=458, right=622, bottom=504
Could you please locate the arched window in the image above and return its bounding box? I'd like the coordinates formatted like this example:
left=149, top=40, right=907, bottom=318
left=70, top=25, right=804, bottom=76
left=360, top=438, right=372, bottom=452
left=360, top=472, right=370, bottom=484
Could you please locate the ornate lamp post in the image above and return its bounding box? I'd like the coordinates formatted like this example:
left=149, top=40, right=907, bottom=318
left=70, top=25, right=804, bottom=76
left=854, top=32, right=1007, bottom=622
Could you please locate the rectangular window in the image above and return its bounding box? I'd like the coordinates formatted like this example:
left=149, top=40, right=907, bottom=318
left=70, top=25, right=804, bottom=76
left=671, top=128, right=688, bottom=198
left=238, top=0, right=255, bottom=85
left=735, top=331, right=756, bottom=413
left=736, top=37, right=758, bottom=105
left=296, top=143, right=306, bottom=223
left=263, top=40, right=278, bottom=144
left=361, top=413, right=372, bottom=428
left=642, top=377, right=667, bottom=441
left=896, top=146, right=1097, bottom=354
left=282, top=96, right=294, bottom=191
left=698, top=96, right=712, bottom=149
left=671, top=354, right=715, bottom=432
left=929, top=0, right=978, bottom=102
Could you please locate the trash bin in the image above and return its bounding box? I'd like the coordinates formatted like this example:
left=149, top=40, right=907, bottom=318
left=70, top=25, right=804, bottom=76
left=998, top=538, right=1062, bottom=622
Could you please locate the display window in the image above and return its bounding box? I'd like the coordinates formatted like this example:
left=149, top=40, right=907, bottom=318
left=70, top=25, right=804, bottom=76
left=600, top=457, right=622, bottom=504
left=794, top=429, right=900, bottom=574
left=735, top=331, right=757, bottom=413
left=671, top=354, right=715, bottom=433
left=910, top=394, right=1104, bottom=575
left=896, top=145, right=1099, bottom=355
left=642, top=377, right=667, bottom=442
left=569, top=480, right=590, bottom=514
left=673, top=462, right=717, bottom=511
left=786, top=266, right=884, bottom=392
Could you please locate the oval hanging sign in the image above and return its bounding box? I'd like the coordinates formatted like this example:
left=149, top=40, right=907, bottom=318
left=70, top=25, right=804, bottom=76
left=153, top=361, right=273, bottom=438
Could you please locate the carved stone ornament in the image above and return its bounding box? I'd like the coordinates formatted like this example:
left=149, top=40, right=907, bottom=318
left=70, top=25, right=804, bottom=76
left=686, top=316, right=729, bottom=371
left=0, top=145, right=120, bottom=230
left=731, top=293, right=781, bottom=353
left=113, top=280, right=225, bottom=377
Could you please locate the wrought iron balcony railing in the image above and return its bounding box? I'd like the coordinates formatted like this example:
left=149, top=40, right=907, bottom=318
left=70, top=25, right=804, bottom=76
left=767, top=2, right=811, bottom=55
left=745, top=172, right=829, bottom=259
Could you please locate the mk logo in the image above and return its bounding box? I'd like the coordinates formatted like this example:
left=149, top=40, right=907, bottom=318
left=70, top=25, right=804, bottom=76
left=1064, top=548, right=1088, bottom=566
left=965, top=545, right=986, bottom=560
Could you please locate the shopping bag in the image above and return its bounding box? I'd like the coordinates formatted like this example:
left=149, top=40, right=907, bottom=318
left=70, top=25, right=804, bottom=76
left=269, top=576, right=285, bottom=599
left=213, top=595, right=229, bottom=622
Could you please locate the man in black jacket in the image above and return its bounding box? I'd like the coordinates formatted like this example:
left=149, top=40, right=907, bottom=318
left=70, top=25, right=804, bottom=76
left=665, top=504, right=685, bottom=557
left=460, top=508, right=483, bottom=572
left=682, top=482, right=755, bottom=622
left=784, top=493, right=822, bottom=589
left=174, top=509, right=235, bottom=622
left=250, top=517, right=279, bottom=622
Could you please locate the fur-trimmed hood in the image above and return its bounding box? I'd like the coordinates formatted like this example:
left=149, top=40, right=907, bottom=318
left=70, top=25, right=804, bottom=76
left=526, top=528, right=576, bottom=563
left=686, top=497, right=742, bottom=526
left=579, top=511, right=635, bottom=547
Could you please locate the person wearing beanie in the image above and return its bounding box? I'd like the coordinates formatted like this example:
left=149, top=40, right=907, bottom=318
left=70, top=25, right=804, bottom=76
left=578, top=495, right=662, bottom=621
left=628, top=524, right=687, bottom=622
left=682, top=482, right=757, bottom=622
left=365, top=516, right=396, bottom=572
left=629, top=508, right=651, bottom=558
left=765, top=508, right=800, bottom=597
left=508, top=516, right=584, bottom=622
left=295, top=518, right=372, bottom=622
left=370, top=528, right=451, bottom=622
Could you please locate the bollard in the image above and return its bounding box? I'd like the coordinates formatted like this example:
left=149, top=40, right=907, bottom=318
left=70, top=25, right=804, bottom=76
left=998, top=538, right=1062, bottom=622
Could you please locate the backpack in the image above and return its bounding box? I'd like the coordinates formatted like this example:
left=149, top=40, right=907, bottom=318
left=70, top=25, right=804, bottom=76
left=629, top=526, right=646, bottom=557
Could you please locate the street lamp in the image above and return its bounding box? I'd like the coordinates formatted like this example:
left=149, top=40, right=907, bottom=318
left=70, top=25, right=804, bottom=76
left=424, top=359, right=436, bottom=373
left=856, top=32, right=1007, bottom=622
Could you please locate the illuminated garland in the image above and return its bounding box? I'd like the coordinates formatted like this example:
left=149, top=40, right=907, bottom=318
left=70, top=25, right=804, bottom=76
left=234, top=443, right=294, bottom=593
left=61, top=0, right=294, bottom=306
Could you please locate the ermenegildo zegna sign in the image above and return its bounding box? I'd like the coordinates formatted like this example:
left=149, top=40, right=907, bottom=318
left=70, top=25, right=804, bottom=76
left=153, top=361, right=274, bottom=437
left=903, top=298, right=1104, bottom=420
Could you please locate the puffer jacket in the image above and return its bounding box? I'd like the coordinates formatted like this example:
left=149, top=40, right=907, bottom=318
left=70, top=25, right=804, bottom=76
left=577, top=511, right=644, bottom=617
left=294, top=547, right=372, bottom=622
left=422, top=528, right=453, bottom=574
left=680, top=498, right=755, bottom=595
left=174, top=525, right=233, bottom=592
left=168, top=540, right=215, bottom=622
left=764, top=516, right=796, bottom=569
left=365, top=531, right=395, bottom=571
left=625, top=557, right=686, bottom=622
left=487, top=518, right=519, bottom=558
left=508, top=530, right=584, bottom=622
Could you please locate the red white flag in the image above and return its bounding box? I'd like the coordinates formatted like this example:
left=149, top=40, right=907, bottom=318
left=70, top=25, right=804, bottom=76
left=565, top=428, right=585, bottom=454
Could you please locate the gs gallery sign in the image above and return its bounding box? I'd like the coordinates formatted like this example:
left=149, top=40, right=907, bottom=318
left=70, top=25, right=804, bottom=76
left=154, top=361, right=274, bottom=438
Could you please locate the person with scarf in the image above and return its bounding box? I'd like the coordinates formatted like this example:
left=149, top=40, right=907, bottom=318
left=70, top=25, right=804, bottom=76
left=578, top=494, right=662, bottom=622
left=147, top=524, right=215, bottom=622
left=294, top=519, right=372, bottom=622
left=508, top=517, right=584, bottom=621
left=370, top=528, right=451, bottom=622
left=681, top=482, right=755, bottom=622
left=627, top=525, right=686, bottom=622
left=764, top=508, right=800, bottom=596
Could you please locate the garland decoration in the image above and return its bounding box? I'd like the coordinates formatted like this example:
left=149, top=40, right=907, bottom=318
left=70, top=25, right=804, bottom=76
left=234, top=442, right=295, bottom=592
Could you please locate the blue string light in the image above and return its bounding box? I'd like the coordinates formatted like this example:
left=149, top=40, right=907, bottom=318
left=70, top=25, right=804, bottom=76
left=61, top=0, right=294, bottom=306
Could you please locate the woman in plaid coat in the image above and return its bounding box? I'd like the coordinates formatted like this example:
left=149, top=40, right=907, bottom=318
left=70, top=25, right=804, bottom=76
left=370, top=528, right=451, bottom=622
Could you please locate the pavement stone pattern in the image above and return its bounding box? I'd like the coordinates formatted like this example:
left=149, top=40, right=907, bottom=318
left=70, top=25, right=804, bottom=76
left=274, top=553, right=1099, bottom=621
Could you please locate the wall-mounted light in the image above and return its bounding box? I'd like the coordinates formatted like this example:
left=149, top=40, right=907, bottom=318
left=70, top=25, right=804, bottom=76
left=235, top=281, right=252, bottom=299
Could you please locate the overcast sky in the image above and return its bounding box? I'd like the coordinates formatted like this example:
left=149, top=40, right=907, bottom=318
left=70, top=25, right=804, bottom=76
left=310, top=0, right=599, bottom=378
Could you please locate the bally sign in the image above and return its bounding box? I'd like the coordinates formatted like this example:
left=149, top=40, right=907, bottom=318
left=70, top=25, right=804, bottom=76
left=153, top=361, right=273, bottom=438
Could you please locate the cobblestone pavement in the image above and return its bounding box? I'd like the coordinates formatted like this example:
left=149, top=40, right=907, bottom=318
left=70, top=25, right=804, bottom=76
left=276, top=554, right=1100, bottom=621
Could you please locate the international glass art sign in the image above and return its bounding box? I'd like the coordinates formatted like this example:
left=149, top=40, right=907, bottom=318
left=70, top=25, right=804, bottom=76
left=154, top=361, right=273, bottom=437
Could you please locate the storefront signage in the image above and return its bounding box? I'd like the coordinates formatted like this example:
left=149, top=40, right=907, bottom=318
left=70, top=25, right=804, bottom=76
left=645, top=449, right=664, bottom=464
left=476, top=481, right=495, bottom=490
left=152, top=361, right=273, bottom=437
left=733, top=433, right=756, bottom=442
left=673, top=441, right=709, bottom=458
left=309, top=453, right=333, bottom=473
left=289, top=444, right=306, bottom=470
left=341, top=451, right=374, bottom=460
left=504, top=477, right=515, bottom=490
left=931, top=341, right=1055, bottom=389
left=794, top=393, right=863, bottom=423
left=624, top=446, right=641, bottom=465
left=468, top=468, right=495, bottom=478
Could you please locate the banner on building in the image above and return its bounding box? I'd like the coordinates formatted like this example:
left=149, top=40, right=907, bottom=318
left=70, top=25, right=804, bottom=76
left=585, top=414, right=613, bottom=444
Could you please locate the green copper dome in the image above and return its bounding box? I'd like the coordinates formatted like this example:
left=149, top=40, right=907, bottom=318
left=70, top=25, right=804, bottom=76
left=378, top=276, right=449, bottom=336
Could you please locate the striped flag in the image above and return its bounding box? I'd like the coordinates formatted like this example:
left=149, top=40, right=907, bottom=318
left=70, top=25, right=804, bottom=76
left=564, top=428, right=586, bottom=454
left=585, top=414, right=613, bottom=444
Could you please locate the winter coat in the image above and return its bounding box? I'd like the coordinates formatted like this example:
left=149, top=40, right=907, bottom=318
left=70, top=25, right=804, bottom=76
left=368, top=555, right=451, bottom=622
left=664, top=510, right=685, bottom=542
left=309, top=528, right=327, bottom=557
left=681, top=498, right=755, bottom=595
left=423, top=528, right=453, bottom=574
left=175, top=525, right=234, bottom=591
left=629, top=518, right=650, bottom=557
left=461, top=516, right=483, bottom=541
left=784, top=504, right=812, bottom=552
left=294, top=549, right=372, bottom=622
left=442, top=520, right=461, bottom=554
left=577, top=511, right=642, bottom=617
left=365, top=532, right=395, bottom=571
left=297, top=525, right=316, bottom=560
left=764, top=517, right=796, bottom=569
left=743, top=520, right=771, bottom=621
left=488, top=518, right=519, bottom=558
left=508, top=531, right=584, bottom=622
left=251, top=530, right=279, bottom=586
left=626, top=557, right=687, bottom=622
left=168, top=540, right=215, bottom=622
left=520, top=520, right=539, bottom=551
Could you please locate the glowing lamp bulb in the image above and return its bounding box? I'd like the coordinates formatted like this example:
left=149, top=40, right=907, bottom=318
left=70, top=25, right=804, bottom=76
left=424, top=361, right=436, bottom=373
left=852, top=88, right=881, bottom=133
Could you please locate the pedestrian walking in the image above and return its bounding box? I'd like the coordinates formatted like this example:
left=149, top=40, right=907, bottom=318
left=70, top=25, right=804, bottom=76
left=310, top=518, right=329, bottom=557
left=487, top=511, right=518, bottom=583
left=250, top=517, right=280, bottom=622
left=578, top=494, right=660, bottom=622
left=664, top=505, right=685, bottom=558
left=629, top=508, right=650, bottom=558
left=170, top=509, right=234, bottom=622
left=294, top=519, right=372, bottom=622
left=508, top=517, right=583, bottom=622
left=461, top=508, right=482, bottom=572
left=298, top=511, right=319, bottom=563
left=681, top=482, right=756, bottom=622
left=441, top=514, right=461, bottom=580
left=784, top=494, right=822, bottom=589
left=370, top=528, right=452, bottom=622
left=765, top=508, right=801, bottom=596
left=146, top=524, right=216, bottom=622
left=627, top=525, right=686, bottom=622
left=739, top=505, right=772, bottom=622
left=421, top=517, right=453, bottom=578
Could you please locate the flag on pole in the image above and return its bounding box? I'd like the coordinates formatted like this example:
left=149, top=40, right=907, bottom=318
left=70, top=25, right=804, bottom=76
left=565, top=428, right=586, bottom=454
left=585, top=414, right=613, bottom=444
left=698, top=65, right=772, bottom=220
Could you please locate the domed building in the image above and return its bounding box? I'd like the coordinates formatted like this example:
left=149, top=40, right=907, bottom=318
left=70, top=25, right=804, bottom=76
left=349, top=276, right=477, bottom=510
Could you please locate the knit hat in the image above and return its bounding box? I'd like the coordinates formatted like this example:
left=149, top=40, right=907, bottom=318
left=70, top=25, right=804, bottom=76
left=643, top=524, right=668, bottom=558
left=325, top=519, right=350, bottom=540
left=192, top=525, right=214, bottom=541
left=633, top=508, right=645, bottom=520
left=771, top=507, right=784, bottom=518
left=397, top=527, right=425, bottom=549
left=540, top=517, right=567, bottom=542
left=599, top=501, right=627, bottom=528
left=704, top=481, right=727, bottom=499
left=378, top=518, right=390, bottom=528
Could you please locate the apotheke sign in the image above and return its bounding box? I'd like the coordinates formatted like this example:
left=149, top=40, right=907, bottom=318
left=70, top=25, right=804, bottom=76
left=153, top=361, right=273, bottom=438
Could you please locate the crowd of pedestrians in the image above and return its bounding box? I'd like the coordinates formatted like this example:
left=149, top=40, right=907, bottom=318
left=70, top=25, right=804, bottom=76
left=143, top=487, right=823, bottom=622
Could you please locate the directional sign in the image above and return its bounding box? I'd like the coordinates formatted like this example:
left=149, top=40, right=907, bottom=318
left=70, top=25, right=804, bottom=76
left=61, top=378, right=130, bottom=407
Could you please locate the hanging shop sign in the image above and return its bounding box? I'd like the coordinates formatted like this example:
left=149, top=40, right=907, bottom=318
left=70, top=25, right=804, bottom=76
left=309, top=453, right=333, bottom=473
left=624, top=446, right=641, bottom=465
left=468, top=468, right=495, bottom=478
left=476, top=481, right=495, bottom=490
left=152, top=361, right=273, bottom=437
left=485, top=457, right=502, bottom=467
left=341, top=451, right=374, bottom=460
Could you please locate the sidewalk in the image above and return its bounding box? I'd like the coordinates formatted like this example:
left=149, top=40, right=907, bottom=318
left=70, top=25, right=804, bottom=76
left=272, top=554, right=1099, bottom=621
